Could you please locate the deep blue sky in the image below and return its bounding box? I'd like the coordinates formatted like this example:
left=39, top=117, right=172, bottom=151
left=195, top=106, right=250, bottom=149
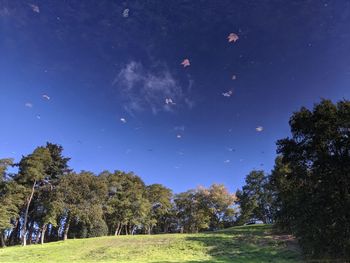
left=1, top=1, right=350, bottom=193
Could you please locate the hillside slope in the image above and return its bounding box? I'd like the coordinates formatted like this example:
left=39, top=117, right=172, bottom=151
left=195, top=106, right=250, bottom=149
left=0, top=225, right=301, bottom=263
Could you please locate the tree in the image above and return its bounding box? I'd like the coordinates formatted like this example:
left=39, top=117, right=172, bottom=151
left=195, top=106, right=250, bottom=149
left=16, top=147, right=52, bottom=246
left=236, top=171, right=273, bottom=224
left=175, top=187, right=210, bottom=233
left=175, top=189, right=210, bottom=233
left=207, top=184, right=236, bottom=229
left=0, top=159, right=24, bottom=247
left=267, top=156, right=293, bottom=231
left=57, top=171, right=107, bottom=240
left=103, top=171, right=150, bottom=236
left=39, top=143, right=71, bottom=244
left=146, top=184, right=173, bottom=234
left=276, top=99, right=350, bottom=259
left=174, top=185, right=236, bottom=233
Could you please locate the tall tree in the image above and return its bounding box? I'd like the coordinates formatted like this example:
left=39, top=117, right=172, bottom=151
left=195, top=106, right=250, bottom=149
left=207, top=184, right=236, bottom=229
left=267, top=156, right=293, bottom=231
left=175, top=188, right=210, bottom=233
left=0, top=159, right=24, bottom=247
left=103, top=171, right=150, bottom=236
left=16, top=147, right=52, bottom=246
left=146, top=184, right=173, bottom=234
left=236, top=171, right=273, bottom=224
left=58, top=171, right=107, bottom=240
left=276, top=99, right=350, bottom=259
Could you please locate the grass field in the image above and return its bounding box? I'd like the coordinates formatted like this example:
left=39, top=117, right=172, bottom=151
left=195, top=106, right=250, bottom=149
left=0, top=225, right=302, bottom=263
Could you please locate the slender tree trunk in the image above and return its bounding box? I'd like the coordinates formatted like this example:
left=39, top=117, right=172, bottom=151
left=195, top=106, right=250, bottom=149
left=0, top=231, right=6, bottom=247
left=164, top=222, right=169, bottom=233
left=35, top=230, right=40, bottom=244
left=63, top=220, right=70, bottom=241
left=41, top=224, right=47, bottom=244
left=114, top=223, right=120, bottom=236
left=28, top=222, right=33, bottom=245
left=57, top=226, right=61, bottom=241
left=125, top=225, right=128, bottom=235
left=45, top=224, right=51, bottom=242
left=9, top=218, right=19, bottom=245
left=117, top=225, right=123, bottom=236
left=22, top=180, right=36, bottom=246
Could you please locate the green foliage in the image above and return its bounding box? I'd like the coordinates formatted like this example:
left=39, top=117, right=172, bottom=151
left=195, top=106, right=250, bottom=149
left=0, top=159, right=25, bottom=233
left=175, top=185, right=236, bottom=233
left=236, top=171, right=273, bottom=224
left=102, top=171, right=150, bottom=235
left=268, top=156, right=293, bottom=232
left=146, top=183, right=173, bottom=233
left=58, top=171, right=107, bottom=235
left=275, top=99, right=350, bottom=259
left=175, top=189, right=211, bottom=233
left=207, top=184, right=237, bottom=229
left=17, top=147, right=52, bottom=184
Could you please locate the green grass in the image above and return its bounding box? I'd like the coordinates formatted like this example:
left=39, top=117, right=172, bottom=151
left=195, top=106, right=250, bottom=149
left=0, top=225, right=302, bottom=262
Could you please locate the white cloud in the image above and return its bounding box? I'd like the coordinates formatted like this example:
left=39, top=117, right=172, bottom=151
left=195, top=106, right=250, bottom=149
left=29, top=4, right=40, bottom=13
left=222, top=90, right=233, bottom=97
left=114, top=61, right=193, bottom=114
left=25, top=102, right=33, bottom=108
left=256, top=126, right=264, bottom=132
left=174, top=125, right=185, bottom=132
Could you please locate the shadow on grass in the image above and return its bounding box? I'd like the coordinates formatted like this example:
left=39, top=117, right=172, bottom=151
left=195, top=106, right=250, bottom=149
left=155, top=225, right=302, bottom=263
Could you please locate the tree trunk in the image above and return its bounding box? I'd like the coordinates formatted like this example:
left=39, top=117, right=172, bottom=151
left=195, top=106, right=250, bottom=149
left=125, top=225, right=128, bottom=235
left=9, top=218, right=20, bottom=245
left=164, top=222, right=169, bottom=233
left=27, top=222, right=33, bottom=245
left=0, top=231, right=6, bottom=247
left=117, top=225, right=123, bottom=236
left=114, top=223, right=120, bottom=236
left=41, top=224, right=47, bottom=244
left=22, top=180, right=36, bottom=246
left=63, top=217, right=70, bottom=241
left=35, top=230, right=40, bottom=244
left=131, top=226, right=137, bottom=235
left=57, top=226, right=60, bottom=241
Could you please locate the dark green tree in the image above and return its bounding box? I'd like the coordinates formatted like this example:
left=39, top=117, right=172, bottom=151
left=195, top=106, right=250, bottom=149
left=276, top=99, right=350, bottom=259
left=236, top=170, right=273, bottom=224
left=16, top=147, right=52, bottom=246
left=174, top=188, right=210, bottom=233
left=0, top=159, right=25, bottom=247
left=146, top=184, right=173, bottom=234
left=103, top=171, right=150, bottom=236
left=57, top=171, right=107, bottom=240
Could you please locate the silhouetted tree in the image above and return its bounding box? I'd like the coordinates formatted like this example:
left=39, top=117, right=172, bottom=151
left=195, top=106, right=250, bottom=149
left=276, top=99, right=350, bottom=259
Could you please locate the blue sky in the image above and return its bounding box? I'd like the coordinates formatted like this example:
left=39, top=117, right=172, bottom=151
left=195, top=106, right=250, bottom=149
left=1, top=1, right=350, bottom=193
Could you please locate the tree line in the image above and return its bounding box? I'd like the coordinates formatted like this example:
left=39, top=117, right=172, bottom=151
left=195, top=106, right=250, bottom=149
left=0, top=144, right=236, bottom=247
left=1, top=99, right=349, bottom=261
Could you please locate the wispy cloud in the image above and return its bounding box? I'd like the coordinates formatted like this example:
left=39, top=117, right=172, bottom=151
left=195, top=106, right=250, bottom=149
left=114, top=61, right=193, bottom=114
left=174, top=125, right=185, bottom=132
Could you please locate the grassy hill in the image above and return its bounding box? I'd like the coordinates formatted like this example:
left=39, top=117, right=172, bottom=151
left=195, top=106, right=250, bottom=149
left=0, top=225, right=302, bottom=263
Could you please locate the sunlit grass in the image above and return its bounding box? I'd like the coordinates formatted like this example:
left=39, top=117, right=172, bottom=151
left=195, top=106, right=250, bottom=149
left=0, top=225, right=302, bottom=262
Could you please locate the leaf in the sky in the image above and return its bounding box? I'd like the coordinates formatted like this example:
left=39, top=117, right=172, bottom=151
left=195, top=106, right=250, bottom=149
left=227, top=33, right=239, bottom=43
left=181, top=59, right=190, bottom=67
